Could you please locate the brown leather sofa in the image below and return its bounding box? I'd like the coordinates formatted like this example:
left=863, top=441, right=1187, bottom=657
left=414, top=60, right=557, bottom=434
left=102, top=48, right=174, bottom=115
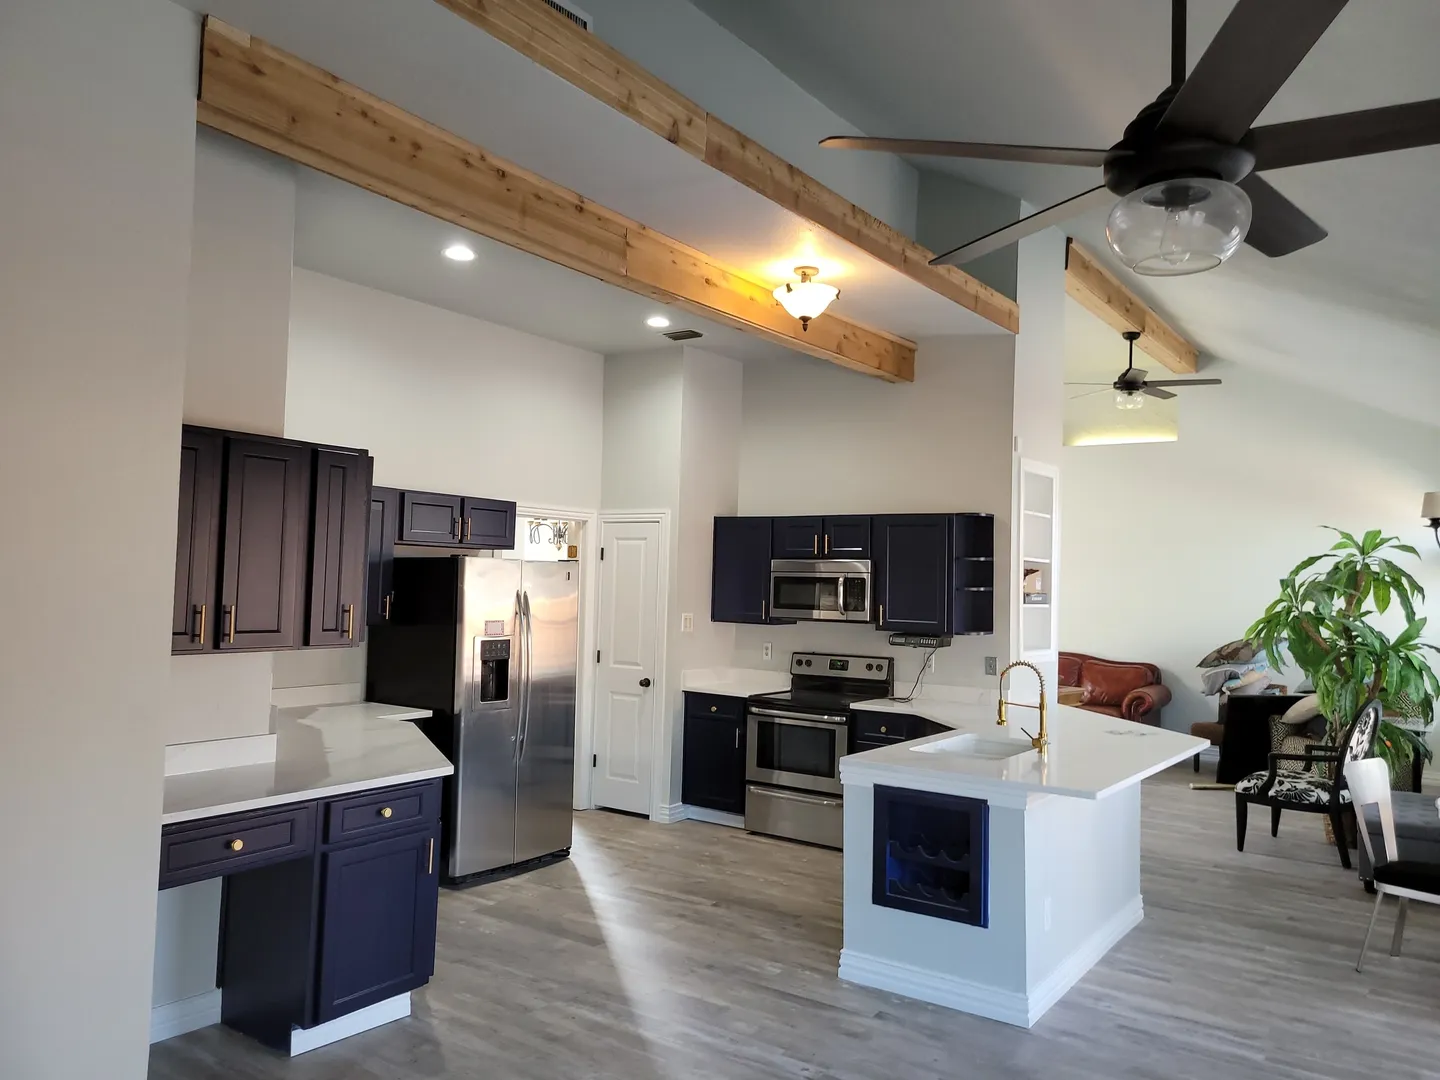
left=1059, top=652, right=1171, bottom=726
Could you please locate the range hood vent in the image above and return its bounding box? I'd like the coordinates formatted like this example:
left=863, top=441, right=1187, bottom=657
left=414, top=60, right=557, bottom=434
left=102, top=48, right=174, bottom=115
left=541, top=0, right=592, bottom=31
left=662, top=329, right=704, bottom=341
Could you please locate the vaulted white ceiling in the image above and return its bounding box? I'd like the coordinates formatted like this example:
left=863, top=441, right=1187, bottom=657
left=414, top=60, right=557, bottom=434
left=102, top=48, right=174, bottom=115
left=691, top=0, right=1440, bottom=425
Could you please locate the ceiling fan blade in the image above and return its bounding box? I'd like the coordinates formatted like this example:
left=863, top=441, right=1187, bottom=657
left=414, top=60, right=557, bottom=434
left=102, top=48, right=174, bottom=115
left=1239, top=173, right=1327, bottom=256
left=1247, top=99, right=1440, bottom=171
left=1142, top=386, right=1178, bottom=400
left=1117, top=369, right=1148, bottom=388
left=1068, top=387, right=1112, bottom=400
left=1145, top=378, right=1223, bottom=387
left=1064, top=382, right=1113, bottom=386
left=1158, top=0, right=1348, bottom=144
left=930, top=186, right=1114, bottom=266
left=819, top=136, right=1109, bottom=167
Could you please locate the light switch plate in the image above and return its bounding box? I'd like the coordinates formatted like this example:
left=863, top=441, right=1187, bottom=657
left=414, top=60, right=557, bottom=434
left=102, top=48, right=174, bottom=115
left=984, top=656, right=998, bottom=676
left=680, top=613, right=694, bottom=633
left=762, top=642, right=773, bottom=661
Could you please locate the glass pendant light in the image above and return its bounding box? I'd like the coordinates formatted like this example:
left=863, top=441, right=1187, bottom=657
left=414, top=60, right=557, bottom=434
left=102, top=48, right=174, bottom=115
left=773, top=266, right=839, bottom=331
left=1114, top=389, right=1146, bottom=410
left=1106, top=178, right=1252, bottom=276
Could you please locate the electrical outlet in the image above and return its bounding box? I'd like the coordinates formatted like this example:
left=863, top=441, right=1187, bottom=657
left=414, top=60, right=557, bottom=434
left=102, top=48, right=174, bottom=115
left=926, top=653, right=937, bottom=674
left=680, top=613, right=694, bottom=633
left=762, top=642, right=773, bottom=661
left=984, top=656, right=998, bottom=676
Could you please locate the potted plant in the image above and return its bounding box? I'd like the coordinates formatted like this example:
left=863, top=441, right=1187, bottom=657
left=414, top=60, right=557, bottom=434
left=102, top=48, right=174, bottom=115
left=1247, top=528, right=1438, bottom=787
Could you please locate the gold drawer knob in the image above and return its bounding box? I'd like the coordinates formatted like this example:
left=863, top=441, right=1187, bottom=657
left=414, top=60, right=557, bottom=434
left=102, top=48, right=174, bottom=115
left=380, top=807, right=393, bottom=819
left=228, top=839, right=244, bottom=852
left=710, top=706, right=718, bottom=713
left=880, top=726, right=887, bottom=734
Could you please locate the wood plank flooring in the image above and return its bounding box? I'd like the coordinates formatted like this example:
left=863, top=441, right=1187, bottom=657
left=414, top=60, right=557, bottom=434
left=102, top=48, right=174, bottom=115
left=149, top=762, right=1440, bottom=1080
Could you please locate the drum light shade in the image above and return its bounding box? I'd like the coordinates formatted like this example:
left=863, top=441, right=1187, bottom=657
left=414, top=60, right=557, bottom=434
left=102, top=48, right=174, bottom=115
left=1106, top=178, right=1252, bottom=277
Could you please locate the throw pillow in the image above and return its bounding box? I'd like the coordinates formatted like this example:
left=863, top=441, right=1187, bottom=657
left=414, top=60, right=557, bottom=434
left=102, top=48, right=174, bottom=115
left=1276, top=694, right=1321, bottom=725
left=1198, top=639, right=1259, bottom=668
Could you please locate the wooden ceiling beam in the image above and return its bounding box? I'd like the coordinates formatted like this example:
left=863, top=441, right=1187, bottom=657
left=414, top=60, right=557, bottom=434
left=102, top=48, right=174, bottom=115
left=1064, top=240, right=1198, bottom=373
left=433, top=0, right=1020, bottom=334
left=197, top=19, right=914, bottom=382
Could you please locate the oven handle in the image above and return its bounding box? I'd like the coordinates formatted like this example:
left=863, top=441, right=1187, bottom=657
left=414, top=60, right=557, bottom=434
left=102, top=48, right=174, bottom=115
left=749, top=707, right=850, bottom=725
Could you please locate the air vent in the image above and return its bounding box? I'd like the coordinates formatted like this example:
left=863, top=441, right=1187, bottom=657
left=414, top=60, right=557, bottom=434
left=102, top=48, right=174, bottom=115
left=662, top=329, right=704, bottom=341
left=541, top=0, right=592, bottom=31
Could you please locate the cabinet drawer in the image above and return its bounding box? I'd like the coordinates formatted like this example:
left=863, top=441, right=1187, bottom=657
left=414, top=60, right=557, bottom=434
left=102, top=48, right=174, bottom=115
left=324, top=781, right=440, bottom=846
left=684, top=692, right=745, bottom=721
left=854, top=712, right=911, bottom=741
left=160, top=803, right=316, bottom=888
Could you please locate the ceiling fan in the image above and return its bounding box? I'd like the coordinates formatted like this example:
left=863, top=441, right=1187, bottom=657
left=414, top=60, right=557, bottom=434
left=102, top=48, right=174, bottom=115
left=1069, top=330, right=1221, bottom=409
left=821, top=0, right=1440, bottom=275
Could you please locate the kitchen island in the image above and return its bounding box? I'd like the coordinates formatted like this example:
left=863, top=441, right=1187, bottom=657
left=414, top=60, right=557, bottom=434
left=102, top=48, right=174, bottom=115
left=839, top=694, right=1205, bottom=1028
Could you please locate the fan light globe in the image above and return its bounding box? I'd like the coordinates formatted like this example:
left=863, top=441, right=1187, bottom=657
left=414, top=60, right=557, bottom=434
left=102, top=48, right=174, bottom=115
left=1105, top=178, right=1252, bottom=276
left=773, top=266, right=839, bottom=331
left=1114, top=389, right=1146, bottom=411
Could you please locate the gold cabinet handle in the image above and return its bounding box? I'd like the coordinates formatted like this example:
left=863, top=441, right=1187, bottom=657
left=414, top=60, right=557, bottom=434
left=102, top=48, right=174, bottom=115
left=464, top=517, right=472, bottom=543
left=383, top=592, right=393, bottom=620
left=451, top=518, right=459, bottom=540
left=380, top=806, right=393, bottom=819
left=427, top=837, right=435, bottom=875
left=227, top=839, right=244, bottom=852
left=812, top=535, right=818, bottom=555
left=226, top=604, right=237, bottom=644
left=344, top=603, right=355, bottom=641
left=194, top=603, right=207, bottom=645
left=710, top=705, right=718, bottom=713
left=824, top=534, right=830, bottom=555
left=878, top=603, right=884, bottom=627
left=761, top=599, right=766, bottom=621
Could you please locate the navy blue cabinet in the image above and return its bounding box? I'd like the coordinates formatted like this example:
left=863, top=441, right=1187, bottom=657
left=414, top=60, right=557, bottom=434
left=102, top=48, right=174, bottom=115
left=772, top=516, right=823, bottom=558
left=316, top=827, right=440, bottom=1023
left=172, top=429, right=223, bottom=653
left=681, top=693, right=747, bottom=813
left=367, top=486, right=400, bottom=627
left=712, top=517, right=773, bottom=623
left=873, top=515, right=952, bottom=634
left=823, top=516, right=871, bottom=558
left=306, top=450, right=371, bottom=647
left=461, top=496, right=516, bottom=550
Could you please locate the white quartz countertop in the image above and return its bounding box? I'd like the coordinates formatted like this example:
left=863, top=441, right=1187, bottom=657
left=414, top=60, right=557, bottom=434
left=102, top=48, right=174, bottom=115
left=843, top=696, right=1206, bottom=801
left=161, top=702, right=452, bottom=826
left=681, top=668, right=790, bottom=699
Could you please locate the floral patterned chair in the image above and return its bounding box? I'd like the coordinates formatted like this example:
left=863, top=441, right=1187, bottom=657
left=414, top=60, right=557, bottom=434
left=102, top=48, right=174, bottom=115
left=1234, top=700, right=1381, bottom=870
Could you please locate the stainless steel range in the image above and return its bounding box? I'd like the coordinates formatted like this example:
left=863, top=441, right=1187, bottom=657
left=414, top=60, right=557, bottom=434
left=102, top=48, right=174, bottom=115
left=745, top=651, right=894, bottom=848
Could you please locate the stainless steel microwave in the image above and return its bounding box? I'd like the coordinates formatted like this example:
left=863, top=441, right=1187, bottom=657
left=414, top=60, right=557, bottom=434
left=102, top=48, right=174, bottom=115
left=769, top=559, right=872, bottom=622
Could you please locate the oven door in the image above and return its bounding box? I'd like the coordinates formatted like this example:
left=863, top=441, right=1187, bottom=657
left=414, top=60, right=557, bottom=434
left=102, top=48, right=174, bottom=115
left=769, top=560, right=872, bottom=622
left=746, top=707, right=848, bottom=795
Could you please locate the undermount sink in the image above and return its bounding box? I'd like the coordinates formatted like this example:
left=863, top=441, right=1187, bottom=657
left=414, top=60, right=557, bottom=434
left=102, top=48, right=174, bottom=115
left=909, top=733, right=1035, bottom=760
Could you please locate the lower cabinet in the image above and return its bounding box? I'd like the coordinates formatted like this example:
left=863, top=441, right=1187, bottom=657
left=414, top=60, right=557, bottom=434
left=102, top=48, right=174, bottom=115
left=316, top=827, right=440, bottom=1023
left=681, top=693, right=747, bottom=814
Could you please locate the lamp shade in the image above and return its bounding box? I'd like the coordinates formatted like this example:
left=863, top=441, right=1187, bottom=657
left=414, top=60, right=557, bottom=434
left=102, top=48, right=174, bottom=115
left=1423, top=491, right=1440, bottom=521
left=1114, top=389, right=1146, bottom=410
left=773, top=266, right=838, bottom=331
left=1106, top=178, right=1252, bottom=276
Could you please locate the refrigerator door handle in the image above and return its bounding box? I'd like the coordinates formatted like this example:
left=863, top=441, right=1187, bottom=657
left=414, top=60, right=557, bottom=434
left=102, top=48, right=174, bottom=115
left=518, top=590, right=534, bottom=757
left=514, top=590, right=526, bottom=758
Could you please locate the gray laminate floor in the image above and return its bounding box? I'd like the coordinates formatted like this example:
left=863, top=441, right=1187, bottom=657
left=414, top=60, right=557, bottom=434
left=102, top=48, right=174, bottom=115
left=149, top=762, right=1440, bottom=1080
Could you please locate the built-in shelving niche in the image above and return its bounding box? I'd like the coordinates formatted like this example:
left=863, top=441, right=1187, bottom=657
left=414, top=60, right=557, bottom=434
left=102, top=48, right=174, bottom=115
left=872, top=785, right=988, bottom=926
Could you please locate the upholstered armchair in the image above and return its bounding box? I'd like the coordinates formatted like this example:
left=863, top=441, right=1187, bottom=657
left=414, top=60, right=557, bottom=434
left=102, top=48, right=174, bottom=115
left=1058, top=652, right=1172, bottom=726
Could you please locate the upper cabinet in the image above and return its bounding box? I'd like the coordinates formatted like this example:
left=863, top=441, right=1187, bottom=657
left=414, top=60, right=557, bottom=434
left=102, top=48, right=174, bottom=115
left=712, top=517, right=773, bottom=624
left=873, top=515, right=952, bottom=634
left=171, top=427, right=373, bottom=655
left=460, top=496, right=516, bottom=550
left=172, top=429, right=223, bottom=653
left=771, top=516, right=823, bottom=559
left=217, top=438, right=313, bottom=651
left=823, top=516, right=871, bottom=558
left=399, top=491, right=462, bottom=545
left=367, top=487, right=400, bottom=628
left=306, top=450, right=371, bottom=647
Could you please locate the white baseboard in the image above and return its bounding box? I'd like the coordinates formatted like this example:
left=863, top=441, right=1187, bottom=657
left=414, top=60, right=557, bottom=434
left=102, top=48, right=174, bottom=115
left=289, top=993, right=411, bottom=1056
left=150, top=989, right=222, bottom=1044
left=681, top=805, right=745, bottom=829
left=839, top=896, right=1145, bottom=1029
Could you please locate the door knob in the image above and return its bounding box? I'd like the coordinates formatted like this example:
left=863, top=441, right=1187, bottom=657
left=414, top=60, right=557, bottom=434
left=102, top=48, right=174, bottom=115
left=639, top=678, right=652, bottom=688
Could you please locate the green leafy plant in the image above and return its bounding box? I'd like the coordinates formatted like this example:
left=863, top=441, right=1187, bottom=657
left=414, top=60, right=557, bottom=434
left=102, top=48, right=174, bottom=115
left=1247, top=528, right=1439, bottom=782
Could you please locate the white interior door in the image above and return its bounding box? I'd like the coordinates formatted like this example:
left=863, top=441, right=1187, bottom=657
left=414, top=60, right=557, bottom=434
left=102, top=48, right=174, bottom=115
left=592, top=518, right=662, bottom=815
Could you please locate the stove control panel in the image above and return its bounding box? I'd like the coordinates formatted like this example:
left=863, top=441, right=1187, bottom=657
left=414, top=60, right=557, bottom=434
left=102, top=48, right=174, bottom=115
left=790, top=652, right=891, bottom=681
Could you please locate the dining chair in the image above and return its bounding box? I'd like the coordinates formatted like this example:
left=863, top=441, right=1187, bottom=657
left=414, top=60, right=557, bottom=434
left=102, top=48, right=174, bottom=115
left=1349, top=756, right=1440, bottom=972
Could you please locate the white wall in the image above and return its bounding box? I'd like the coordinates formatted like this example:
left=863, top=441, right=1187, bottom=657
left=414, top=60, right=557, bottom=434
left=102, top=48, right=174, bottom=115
left=915, top=171, right=1021, bottom=300
left=579, top=0, right=918, bottom=235
left=734, top=338, right=1017, bottom=693
left=0, top=2, right=199, bottom=1076
left=1061, top=360, right=1440, bottom=732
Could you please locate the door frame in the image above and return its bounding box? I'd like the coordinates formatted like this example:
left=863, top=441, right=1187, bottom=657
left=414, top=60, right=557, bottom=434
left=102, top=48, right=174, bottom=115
left=590, top=510, right=671, bottom=819
left=516, top=503, right=600, bottom=814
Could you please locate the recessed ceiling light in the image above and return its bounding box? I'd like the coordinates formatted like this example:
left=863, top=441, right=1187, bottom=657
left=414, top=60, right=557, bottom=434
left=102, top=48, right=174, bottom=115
left=645, top=315, right=671, bottom=329
left=443, top=243, right=476, bottom=262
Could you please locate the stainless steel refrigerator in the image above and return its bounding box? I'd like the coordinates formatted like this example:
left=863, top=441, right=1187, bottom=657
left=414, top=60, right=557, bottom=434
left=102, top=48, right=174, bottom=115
left=366, top=555, right=578, bottom=883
